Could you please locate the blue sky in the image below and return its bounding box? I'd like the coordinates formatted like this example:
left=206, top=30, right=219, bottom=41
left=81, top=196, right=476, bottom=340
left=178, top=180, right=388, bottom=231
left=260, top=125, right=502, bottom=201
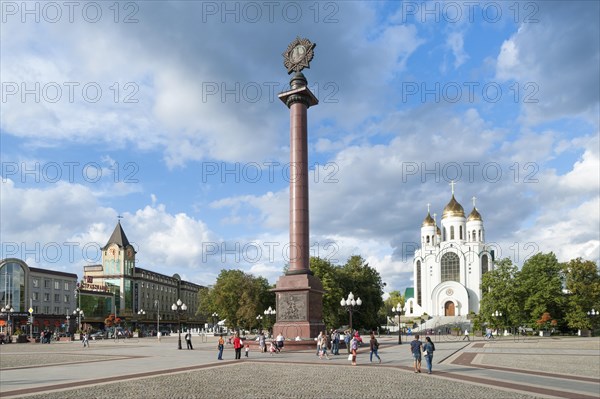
left=1, top=1, right=599, bottom=295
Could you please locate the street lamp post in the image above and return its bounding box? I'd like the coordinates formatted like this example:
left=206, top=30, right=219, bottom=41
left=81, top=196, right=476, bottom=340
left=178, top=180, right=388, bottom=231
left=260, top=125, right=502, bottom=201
left=256, top=315, right=263, bottom=332
left=340, top=292, right=362, bottom=333
left=137, top=309, right=145, bottom=333
left=392, top=303, right=403, bottom=344
left=73, top=308, right=84, bottom=332
left=264, top=306, right=276, bottom=335
left=1, top=305, right=14, bottom=337
left=171, top=299, right=187, bottom=350
left=155, top=299, right=160, bottom=340
left=587, top=309, right=598, bottom=336
left=212, top=312, right=219, bottom=333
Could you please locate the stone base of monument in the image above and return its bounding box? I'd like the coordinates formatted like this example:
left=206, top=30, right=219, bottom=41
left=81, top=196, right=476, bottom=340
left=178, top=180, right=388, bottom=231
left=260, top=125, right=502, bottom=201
left=272, top=273, right=326, bottom=340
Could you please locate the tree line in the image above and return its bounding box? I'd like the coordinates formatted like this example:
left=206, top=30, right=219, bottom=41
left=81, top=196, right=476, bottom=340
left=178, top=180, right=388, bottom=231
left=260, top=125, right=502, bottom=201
left=196, top=252, right=600, bottom=334
left=478, top=253, right=600, bottom=333
left=196, top=255, right=385, bottom=332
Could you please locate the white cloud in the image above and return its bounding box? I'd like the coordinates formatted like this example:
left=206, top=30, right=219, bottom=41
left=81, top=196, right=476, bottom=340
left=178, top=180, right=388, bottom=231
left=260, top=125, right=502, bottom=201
left=495, top=2, right=600, bottom=124
left=447, top=31, right=469, bottom=68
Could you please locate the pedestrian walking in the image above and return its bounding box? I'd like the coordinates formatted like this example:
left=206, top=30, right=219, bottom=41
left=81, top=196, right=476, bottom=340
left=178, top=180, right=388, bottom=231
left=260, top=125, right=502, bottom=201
left=331, top=329, right=340, bottom=355
left=185, top=331, right=193, bottom=350
left=319, top=331, right=331, bottom=360
left=423, top=336, right=435, bottom=374
left=233, top=332, right=242, bottom=359
left=410, top=334, right=422, bottom=373
left=82, top=331, right=89, bottom=347
left=276, top=332, right=285, bottom=351
left=217, top=334, right=225, bottom=360
left=244, top=343, right=250, bottom=357
left=344, top=330, right=352, bottom=354
left=350, top=333, right=359, bottom=366
left=463, top=329, right=470, bottom=341
left=315, top=331, right=323, bottom=356
left=369, top=332, right=381, bottom=363
left=258, top=332, right=266, bottom=353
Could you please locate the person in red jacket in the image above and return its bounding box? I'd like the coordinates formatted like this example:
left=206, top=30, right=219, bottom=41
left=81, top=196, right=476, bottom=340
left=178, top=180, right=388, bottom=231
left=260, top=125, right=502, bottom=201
left=233, top=332, right=242, bottom=359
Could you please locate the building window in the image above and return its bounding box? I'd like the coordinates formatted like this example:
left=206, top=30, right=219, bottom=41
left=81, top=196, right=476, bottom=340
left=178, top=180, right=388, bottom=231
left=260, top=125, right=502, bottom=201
left=44, top=293, right=50, bottom=301
left=459, top=225, right=463, bottom=240
left=54, top=306, right=60, bottom=314
left=44, top=279, right=50, bottom=288
left=54, top=294, right=60, bottom=302
left=33, top=306, right=39, bottom=313
left=441, top=252, right=460, bottom=283
left=450, top=226, right=455, bottom=240
left=33, top=279, right=39, bottom=288
left=43, top=306, right=50, bottom=314
left=64, top=282, right=69, bottom=290
left=54, top=281, right=60, bottom=290
left=64, top=295, right=70, bottom=303
left=33, top=292, right=39, bottom=301
left=482, top=255, right=489, bottom=275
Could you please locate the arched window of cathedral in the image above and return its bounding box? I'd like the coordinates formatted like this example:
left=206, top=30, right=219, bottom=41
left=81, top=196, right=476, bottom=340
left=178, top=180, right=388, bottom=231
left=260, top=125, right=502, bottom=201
left=443, top=227, right=447, bottom=241
left=478, top=229, right=481, bottom=241
left=416, top=261, right=422, bottom=306
left=450, top=226, right=455, bottom=240
left=482, top=254, right=488, bottom=274
left=426, top=236, right=430, bottom=244
left=459, top=225, right=463, bottom=240
left=472, top=230, right=476, bottom=241
left=441, top=252, right=460, bottom=282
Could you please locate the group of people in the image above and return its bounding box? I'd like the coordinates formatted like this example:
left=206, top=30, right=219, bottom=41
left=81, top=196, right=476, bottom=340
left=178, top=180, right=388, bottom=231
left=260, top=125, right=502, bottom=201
left=218, top=331, right=286, bottom=360
left=409, top=334, right=436, bottom=374
left=212, top=329, right=437, bottom=374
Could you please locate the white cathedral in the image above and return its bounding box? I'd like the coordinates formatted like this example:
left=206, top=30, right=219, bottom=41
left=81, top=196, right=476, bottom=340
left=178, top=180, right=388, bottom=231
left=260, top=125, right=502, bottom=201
left=406, top=183, right=494, bottom=318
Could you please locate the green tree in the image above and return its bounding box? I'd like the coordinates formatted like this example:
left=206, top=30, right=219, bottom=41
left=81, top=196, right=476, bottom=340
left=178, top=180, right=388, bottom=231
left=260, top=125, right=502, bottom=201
left=310, top=257, right=344, bottom=329
left=479, top=258, right=522, bottom=329
left=339, top=255, right=385, bottom=331
left=379, top=290, right=404, bottom=331
left=310, top=255, right=385, bottom=331
left=562, top=258, right=600, bottom=331
left=196, top=269, right=274, bottom=332
left=517, top=252, right=565, bottom=328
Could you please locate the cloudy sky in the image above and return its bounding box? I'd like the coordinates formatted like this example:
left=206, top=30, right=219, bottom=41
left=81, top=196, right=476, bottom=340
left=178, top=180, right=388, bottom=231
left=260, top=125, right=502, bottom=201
left=1, top=1, right=598, bottom=295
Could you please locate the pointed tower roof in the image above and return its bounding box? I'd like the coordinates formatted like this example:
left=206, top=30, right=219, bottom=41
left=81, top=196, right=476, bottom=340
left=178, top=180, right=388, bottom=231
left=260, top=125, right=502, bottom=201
left=441, top=180, right=465, bottom=219
left=442, top=195, right=465, bottom=219
left=422, top=203, right=435, bottom=227
left=467, top=196, right=482, bottom=222
left=422, top=212, right=435, bottom=227
left=103, top=221, right=131, bottom=250
left=467, top=207, right=483, bottom=222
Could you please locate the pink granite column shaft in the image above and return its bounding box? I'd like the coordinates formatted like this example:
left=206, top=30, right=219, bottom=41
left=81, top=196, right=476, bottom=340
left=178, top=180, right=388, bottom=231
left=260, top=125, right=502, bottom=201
left=288, top=101, right=309, bottom=273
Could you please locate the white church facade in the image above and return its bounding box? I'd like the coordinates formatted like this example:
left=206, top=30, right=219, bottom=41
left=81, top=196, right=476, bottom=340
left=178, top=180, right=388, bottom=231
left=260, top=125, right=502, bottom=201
left=406, top=184, right=494, bottom=318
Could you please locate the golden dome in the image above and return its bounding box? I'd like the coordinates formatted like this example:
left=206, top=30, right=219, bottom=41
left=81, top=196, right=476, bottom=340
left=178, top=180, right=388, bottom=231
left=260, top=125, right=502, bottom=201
left=442, top=195, right=465, bottom=219
left=467, top=207, right=483, bottom=222
left=422, top=212, right=435, bottom=227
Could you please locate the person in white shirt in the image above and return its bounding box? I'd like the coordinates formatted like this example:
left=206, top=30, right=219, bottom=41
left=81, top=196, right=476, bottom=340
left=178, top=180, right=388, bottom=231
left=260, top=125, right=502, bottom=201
left=276, top=332, right=285, bottom=350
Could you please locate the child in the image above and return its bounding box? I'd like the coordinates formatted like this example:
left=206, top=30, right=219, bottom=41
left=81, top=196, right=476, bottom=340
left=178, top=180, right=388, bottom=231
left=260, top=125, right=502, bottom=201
left=269, top=340, right=277, bottom=356
left=244, top=343, right=250, bottom=357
